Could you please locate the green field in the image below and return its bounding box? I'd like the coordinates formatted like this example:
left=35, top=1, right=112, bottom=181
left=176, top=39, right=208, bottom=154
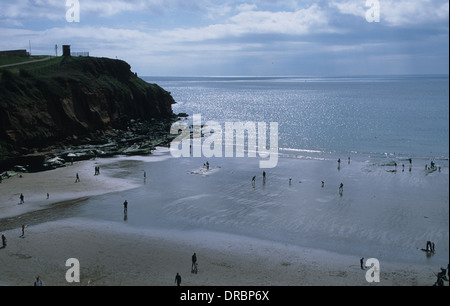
left=0, top=55, right=49, bottom=66
left=0, top=56, right=64, bottom=77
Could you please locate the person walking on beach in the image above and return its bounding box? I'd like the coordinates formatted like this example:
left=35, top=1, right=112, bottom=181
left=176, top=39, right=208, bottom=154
left=19, top=193, right=24, bottom=204
left=192, top=253, right=197, bottom=272
left=360, top=258, right=364, bottom=270
left=75, top=173, right=80, bottom=183
left=123, top=200, right=128, bottom=214
left=175, top=273, right=182, bottom=286
left=21, top=224, right=27, bottom=237
left=339, top=183, right=344, bottom=195
left=1, top=234, right=6, bottom=248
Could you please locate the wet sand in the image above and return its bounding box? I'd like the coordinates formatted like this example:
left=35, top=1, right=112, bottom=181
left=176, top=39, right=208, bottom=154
left=0, top=152, right=447, bottom=286
left=0, top=218, right=438, bottom=286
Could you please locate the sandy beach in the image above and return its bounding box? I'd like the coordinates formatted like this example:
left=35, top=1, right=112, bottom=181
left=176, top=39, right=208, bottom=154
left=0, top=218, right=439, bottom=286
left=0, top=149, right=448, bottom=286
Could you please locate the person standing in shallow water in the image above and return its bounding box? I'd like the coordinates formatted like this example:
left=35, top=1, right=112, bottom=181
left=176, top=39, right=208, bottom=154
left=123, top=200, right=128, bottom=214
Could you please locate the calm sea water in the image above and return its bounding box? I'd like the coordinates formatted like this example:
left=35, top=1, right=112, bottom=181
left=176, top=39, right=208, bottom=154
left=145, top=75, right=449, bottom=164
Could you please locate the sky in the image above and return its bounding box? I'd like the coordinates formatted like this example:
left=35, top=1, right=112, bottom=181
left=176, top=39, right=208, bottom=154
left=0, top=0, right=448, bottom=76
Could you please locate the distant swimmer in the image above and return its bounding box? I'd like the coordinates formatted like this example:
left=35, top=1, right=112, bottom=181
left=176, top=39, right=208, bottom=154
left=289, top=178, right=292, bottom=185
left=348, top=157, right=351, bottom=164
left=339, top=183, right=344, bottom=195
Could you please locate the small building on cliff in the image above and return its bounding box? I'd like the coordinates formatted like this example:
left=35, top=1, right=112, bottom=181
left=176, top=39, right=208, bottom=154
left=0, top=50, right=29, bottom=57
left=63, top=45, right=71, bottom=56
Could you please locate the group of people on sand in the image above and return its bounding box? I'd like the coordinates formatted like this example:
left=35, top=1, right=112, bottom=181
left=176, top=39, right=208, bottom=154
left=174, top=252, right=199, bottom=286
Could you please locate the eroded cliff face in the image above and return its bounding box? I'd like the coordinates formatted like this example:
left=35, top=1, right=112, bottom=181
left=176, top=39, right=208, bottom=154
left=0, top=56, right=176, bottom=168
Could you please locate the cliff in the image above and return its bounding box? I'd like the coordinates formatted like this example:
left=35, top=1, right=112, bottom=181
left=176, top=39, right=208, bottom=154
left=0, top=56, right=176, bottom=171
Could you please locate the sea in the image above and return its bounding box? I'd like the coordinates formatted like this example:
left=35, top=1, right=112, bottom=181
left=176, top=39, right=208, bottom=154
left=146, top=75, right=449, bottom=163
left=81, top=75, right=449, bottom=269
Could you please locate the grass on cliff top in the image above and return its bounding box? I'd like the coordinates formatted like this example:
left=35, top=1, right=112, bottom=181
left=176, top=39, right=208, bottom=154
left=0, top=55, right=160, bottom=95
left=0, top=55, right=50, bottom=66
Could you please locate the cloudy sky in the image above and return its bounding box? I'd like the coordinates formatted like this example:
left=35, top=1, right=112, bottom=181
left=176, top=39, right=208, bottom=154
left=0, top=0, right=448, bottom=76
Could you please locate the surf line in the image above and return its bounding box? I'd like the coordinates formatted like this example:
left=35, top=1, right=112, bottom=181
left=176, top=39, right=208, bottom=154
left=170, top=114, right=279, bottom=169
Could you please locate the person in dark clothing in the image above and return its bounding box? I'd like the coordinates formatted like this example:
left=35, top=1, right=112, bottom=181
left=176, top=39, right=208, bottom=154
left=123, top=200, right=128, bottom=214
left=175, top=273, right=182, bottom=286
left=192, top=253, right=197, bottom=272
left=1, top=234, right=6, bottom=248
left=360, top=257, right=364, bottom=270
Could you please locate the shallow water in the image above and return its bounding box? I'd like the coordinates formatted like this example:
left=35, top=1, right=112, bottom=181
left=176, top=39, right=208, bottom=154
left=76, top=148, right=449, bottom=268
